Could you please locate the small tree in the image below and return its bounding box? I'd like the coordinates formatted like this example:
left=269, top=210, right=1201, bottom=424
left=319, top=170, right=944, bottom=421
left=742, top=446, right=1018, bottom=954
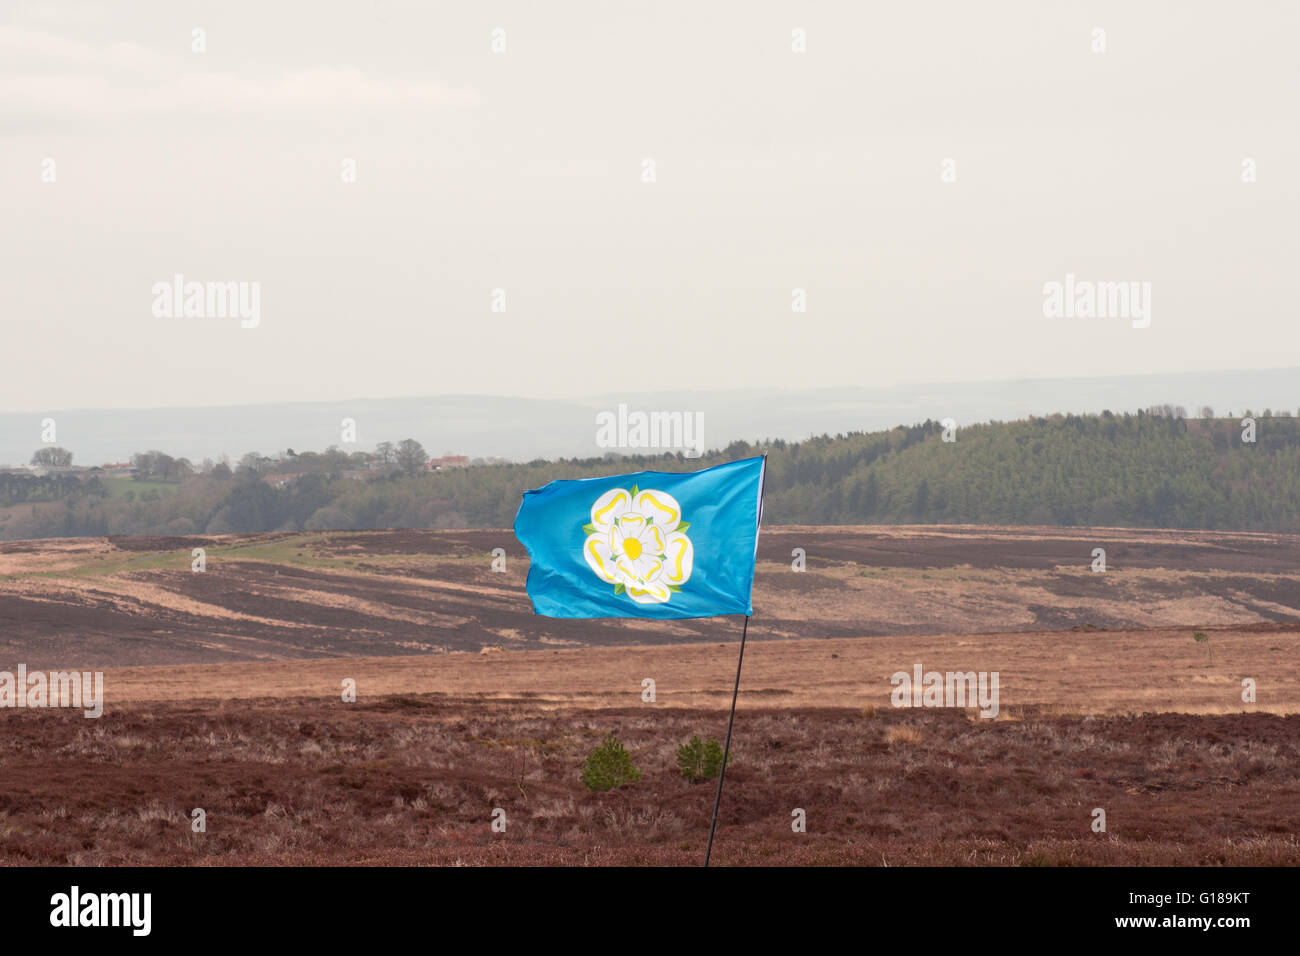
left=31, top=447, right=73, bottom=468
left=395, top=438, right=428, bottom=476
left=677, top=734, right=727, bottom=783
left=1193, top=631, right=1212, bottom=665
left=236, top=451, right=267, bottom=477
left=580, top=733, right=641, bottom=792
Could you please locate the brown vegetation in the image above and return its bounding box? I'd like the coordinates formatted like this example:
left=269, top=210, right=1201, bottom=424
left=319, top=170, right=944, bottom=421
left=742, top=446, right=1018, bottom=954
left=2, top=698, right=1295, bottom=866
left=1, top=527, right=1296, bottom=866
left=2, top=526, right=1298, bottom=669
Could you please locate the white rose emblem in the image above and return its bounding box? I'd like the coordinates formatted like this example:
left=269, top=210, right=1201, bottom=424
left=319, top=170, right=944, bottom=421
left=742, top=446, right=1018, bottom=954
left=582, top=485, right=694, bottom=604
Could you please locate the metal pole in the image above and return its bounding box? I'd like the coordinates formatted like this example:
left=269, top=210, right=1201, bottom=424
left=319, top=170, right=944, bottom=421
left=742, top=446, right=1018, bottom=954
left=704, top=613, right=749, bottom=867
left=704, top=453, right=766, bottom=867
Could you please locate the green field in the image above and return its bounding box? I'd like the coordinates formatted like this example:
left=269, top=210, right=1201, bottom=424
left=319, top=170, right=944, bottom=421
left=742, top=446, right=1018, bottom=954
left=101, top=476, right=179, bottom=499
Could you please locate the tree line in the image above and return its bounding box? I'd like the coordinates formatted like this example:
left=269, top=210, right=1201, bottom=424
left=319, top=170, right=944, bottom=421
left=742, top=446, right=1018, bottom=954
left=2, top=410, right=1298, bottom=540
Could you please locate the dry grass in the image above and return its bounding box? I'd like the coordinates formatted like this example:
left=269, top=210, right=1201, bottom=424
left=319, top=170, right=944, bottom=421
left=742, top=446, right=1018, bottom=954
left=92, top=626, right=1300, bottom=716
left=885, top=725, right=925, bottom=745
left=2, top=528, right=1298, bottom=866
left=2, top=698, right=1297, bottom=866
left=4, top=525, right=1300, bottom=668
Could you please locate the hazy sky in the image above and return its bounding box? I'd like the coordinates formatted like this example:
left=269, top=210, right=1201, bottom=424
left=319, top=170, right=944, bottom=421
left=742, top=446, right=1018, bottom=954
left=3, top=0, right=1297, bottom=414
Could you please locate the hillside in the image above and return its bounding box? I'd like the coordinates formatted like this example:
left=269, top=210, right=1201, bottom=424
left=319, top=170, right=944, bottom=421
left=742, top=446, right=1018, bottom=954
left=3, top=525, right=1298, bottom=868
left=2, top=526, right=1298, bottom=669
left=2, top=411, right=1299, bottom=541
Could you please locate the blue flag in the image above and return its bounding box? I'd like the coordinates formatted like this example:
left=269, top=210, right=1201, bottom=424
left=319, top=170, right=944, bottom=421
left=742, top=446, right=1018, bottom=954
left=514, top=456, right=765, bottom=619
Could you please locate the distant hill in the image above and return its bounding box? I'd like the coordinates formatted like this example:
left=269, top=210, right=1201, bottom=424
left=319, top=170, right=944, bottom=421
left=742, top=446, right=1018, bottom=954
left=1, top=409, right=1298, bottom=540
left=3, top=366, right=1298, bottom=466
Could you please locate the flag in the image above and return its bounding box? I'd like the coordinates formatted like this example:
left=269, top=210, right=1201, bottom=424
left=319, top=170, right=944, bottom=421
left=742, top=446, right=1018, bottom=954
left=514, top=456, right=765, bottom=619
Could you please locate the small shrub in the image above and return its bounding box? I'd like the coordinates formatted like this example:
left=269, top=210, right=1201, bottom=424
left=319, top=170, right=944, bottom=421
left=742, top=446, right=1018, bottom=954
left=677, top=734, right=726, bottom=783
left=885, top=725, right=923, bottom=745
left=581, top=733, right=641, bottom=792
left=1193, top=630, right=1213, bottom=664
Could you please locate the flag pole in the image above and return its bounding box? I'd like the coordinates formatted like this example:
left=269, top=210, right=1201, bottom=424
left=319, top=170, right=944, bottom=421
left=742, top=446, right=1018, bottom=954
left=704, top=453, right=766, bottom=867
left=704, top=613, right=749, bottom=867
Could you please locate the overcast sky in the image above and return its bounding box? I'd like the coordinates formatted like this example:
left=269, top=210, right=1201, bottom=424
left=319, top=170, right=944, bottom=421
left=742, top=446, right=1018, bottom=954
left=2, top=0, right=1296, bottom=414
